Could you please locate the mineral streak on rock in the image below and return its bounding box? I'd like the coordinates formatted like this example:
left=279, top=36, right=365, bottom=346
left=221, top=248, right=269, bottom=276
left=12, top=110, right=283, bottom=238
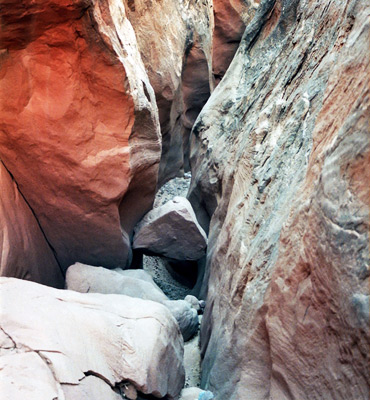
left=189, top=0, right=370, bottom=398
left=0, top=0, right=161, bottom=274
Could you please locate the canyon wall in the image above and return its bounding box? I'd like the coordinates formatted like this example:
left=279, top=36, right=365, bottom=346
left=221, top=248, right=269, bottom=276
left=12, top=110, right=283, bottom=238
left=189, top=0, right=370, bottom=398
left=212, top=0, right=259, bottom=85
left=123, top=0, right=213, bottom=185
left=0, top=161, right=64, bottom=287
left=0, top=0, right=161, bottom=277
left=0, top=0, right=246, bottom=284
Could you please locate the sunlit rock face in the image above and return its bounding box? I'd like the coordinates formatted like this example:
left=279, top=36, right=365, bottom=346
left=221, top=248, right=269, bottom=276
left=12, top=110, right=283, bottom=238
left=0, top=0, right=161, bottom=274
left=123, top=0, right=213, bottom=185
left=189, top=0, right=370, bottom=398
left=0, top=161, right=64, bottom=287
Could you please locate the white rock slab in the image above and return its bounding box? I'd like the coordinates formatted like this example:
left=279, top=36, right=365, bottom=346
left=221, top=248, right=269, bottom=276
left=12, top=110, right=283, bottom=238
left=0, top=277, right=184, bottom=399
left=66, top=263, right=199, bottom=341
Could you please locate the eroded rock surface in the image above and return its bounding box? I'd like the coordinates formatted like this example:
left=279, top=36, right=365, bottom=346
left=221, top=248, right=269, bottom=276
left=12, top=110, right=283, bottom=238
left=133, top=197, right=207, bottom=261
left=212, top=0, right=258, bottom=85
left=123, top=0, right=213, bottom=184
left=0, top=277, right=184, bottom=399
left=189, top=0, right=370, bottom=398
left=0, top=161, right=64, bottom=287
left=0, top=0, right=161, bottom=275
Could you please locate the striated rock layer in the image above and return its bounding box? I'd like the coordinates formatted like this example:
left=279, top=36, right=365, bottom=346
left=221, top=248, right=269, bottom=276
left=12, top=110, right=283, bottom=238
left=189, top=0, right=370, bottom=398
left=0, top=0, right=161, bottom=275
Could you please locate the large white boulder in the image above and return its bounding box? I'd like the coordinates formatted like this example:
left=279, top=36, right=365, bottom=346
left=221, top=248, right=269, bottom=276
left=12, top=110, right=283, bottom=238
left=66, top=263, right=199, bottom=341
left=0, top=277, right=184, bottom=399
left=133, top=197, right=207, bottom=260
left=66, top=263, right=167, bottom=303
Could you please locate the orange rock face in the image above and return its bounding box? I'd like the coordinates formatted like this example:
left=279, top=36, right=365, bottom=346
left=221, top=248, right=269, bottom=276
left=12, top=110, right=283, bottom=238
left=0, top=0, right=161, bottom=275
left=0, top=161, right=64, bottom=287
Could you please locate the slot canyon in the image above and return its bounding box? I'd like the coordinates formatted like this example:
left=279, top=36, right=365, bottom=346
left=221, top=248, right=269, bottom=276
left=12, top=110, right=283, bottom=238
left=0, top=0, right=369, bottom=399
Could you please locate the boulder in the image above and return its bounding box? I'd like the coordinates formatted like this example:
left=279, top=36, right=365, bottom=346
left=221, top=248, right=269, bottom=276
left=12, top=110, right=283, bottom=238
left=184, top=295, right=201, bottom=312
left=66, top=263, right=199, bottom=341
left=189, top=0, right=370, bottom=399
left=113, top=268, right=160, bottom=285
left=66, top=263, right=167, bottom=303
left=0, top=0, right=161, bottom=273
left=0, top=277, right=184, bottom=399
left=163, top=300, right=199, bottom=342
left=0, top=161, right=64, bottom=288
left=133, top=197, right=207, bottom=260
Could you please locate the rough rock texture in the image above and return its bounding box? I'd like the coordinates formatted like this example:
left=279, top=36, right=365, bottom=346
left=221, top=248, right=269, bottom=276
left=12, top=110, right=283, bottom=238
left=0, top=161, right=64, bottom=287
left=0, top=277, right=184, bottom=399
left=133, top=197, right=207, bottom=260
left=189, top=0, right=370, bottom=398
left=0, top=0, right=161, bottom=274
left=212, top=0, right=259, bottom=85
left=123, top=0, right=213, bottom=185
left=66, top=262, right=199, bottom=341
left=153, top=172, right=192, bottom=209
left=143, top=255, right=192, bottom=300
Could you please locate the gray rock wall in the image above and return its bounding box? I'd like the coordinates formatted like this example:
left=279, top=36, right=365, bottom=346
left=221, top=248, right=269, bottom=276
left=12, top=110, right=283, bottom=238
left=189, top=0, right=370, bottom=398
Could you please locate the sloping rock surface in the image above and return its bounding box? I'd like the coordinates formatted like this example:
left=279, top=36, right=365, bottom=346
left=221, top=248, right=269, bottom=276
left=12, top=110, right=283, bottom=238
left=0, top=277, right=184, bottom=399
left=66, top=262, right=167, bottom=302
left=133, top=197, right=207, bottom=260
left=189, top=0, right=370, bottom=399
left=0, top=161, right=64, bottom=287
left=0, top=0, right=161, bottom=275
left=66, top=262, right=199, bottom=341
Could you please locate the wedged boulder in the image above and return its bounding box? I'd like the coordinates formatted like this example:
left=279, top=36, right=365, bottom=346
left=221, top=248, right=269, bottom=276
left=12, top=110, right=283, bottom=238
left=66, top=262, right=199, bottom=341
left=184, top=295, right=201, bottom=312
left=0, top=161, right=64, bottom=288
left=0, top=277, right=184, bottom=399
left=133, top=197, right=207, bottom=261
left=0, top=0, right=161, bottom=274
left=163, top=300, right=199, bottom=342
